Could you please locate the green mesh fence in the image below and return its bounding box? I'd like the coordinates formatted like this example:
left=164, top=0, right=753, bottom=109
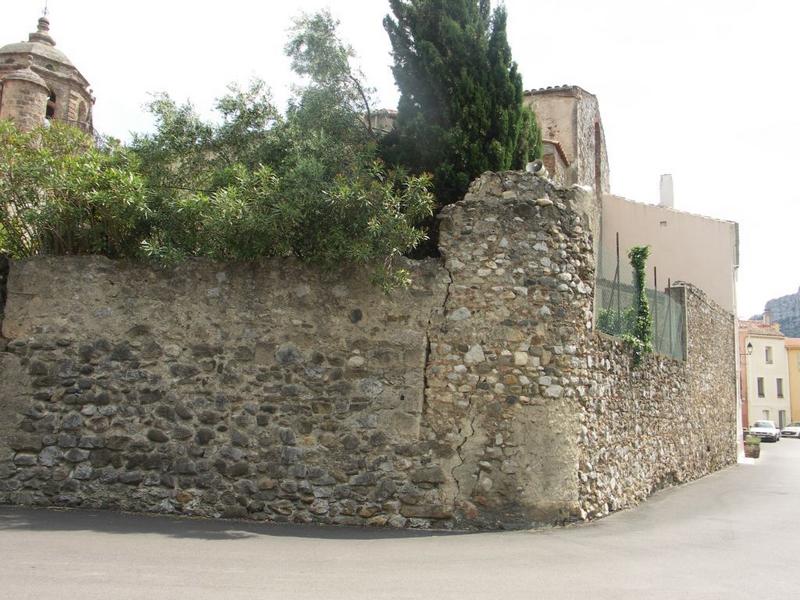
left=595, top=278, right=686, bottom=361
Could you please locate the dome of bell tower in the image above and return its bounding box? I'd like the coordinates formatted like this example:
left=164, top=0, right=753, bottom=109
left=0, top=15, right=94, bottom=131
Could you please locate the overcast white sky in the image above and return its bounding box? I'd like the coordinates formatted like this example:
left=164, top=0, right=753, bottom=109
left=3, top=0, right=798, bottom=318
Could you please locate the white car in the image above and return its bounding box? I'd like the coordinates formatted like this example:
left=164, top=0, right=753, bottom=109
left=781, top=422, right=800, bottom=439
left=749, top=420, right=781, bottom=442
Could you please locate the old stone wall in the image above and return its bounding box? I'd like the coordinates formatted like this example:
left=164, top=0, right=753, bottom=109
left=577, top=286, right=737, bottom=519
left=0, top=172, right=737, bottom=530
left=0, top=257, right=452, bottom=527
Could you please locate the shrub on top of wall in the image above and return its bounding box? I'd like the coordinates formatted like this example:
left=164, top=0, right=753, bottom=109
left=0, top=12, right=435, bottom=291
left=0, top=121, right=149, bottom=259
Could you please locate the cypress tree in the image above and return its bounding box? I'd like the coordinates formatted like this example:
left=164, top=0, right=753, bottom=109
left=382, top=0, right=541, bottom=207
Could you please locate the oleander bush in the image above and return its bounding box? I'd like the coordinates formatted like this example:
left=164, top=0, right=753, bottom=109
left=0, top=11, right=434, bottom=291
left=0, top=121, right=148, bottom=258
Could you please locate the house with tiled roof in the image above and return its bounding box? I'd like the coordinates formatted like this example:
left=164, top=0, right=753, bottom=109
left=739, top=319, right=792, bottom=429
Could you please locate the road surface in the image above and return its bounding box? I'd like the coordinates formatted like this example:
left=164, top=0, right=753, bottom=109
left=1, top=440, right=797, bottom=599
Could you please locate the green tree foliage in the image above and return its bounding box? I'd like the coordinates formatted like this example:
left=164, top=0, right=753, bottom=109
left=0, top=11, right=434, bottom=290
left=286, top=10, right=376, bottom=138
left=0, top=121, right=147, bottom=258
left=131, top=10, right=433, bottom=290
left=131, top=80, right=281, bottom=194
left=382, top=0, right=542, bottom=206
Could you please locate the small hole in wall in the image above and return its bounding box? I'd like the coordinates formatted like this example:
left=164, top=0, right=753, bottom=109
left=659, top=220, right=668, bottom=227
left=400, top=395, right=405, bottom=401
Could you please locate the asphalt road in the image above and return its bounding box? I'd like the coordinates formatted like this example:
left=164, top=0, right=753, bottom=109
left=1, top=440, right=798, bottom=600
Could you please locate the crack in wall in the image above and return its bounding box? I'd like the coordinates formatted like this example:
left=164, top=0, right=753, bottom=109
left=421, top=261, right=453, bottom=412
left=450, top=411, right=478, bottom=500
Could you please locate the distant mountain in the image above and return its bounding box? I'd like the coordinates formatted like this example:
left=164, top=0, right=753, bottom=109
left=756, top=287, right=800, bottom=338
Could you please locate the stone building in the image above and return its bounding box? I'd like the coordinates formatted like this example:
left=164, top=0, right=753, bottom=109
left=523, top=85, right=610, bottom=195
left=366, top=84, right=612, bottom=197
left=0, top=16, right=94, bottom=132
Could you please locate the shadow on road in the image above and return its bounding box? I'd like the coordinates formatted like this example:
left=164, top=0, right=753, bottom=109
left=0, top=506, right=469, bottom=541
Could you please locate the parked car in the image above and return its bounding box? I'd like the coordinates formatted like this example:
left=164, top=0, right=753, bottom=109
left=749, top=420, right=781, bottom=442
left=781, top=422, right=800, bottom=439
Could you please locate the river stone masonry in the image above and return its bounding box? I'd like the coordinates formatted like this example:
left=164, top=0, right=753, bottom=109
left=0, top=172, right=738, bottom=529
left=578, top=284, right=737, bottom=519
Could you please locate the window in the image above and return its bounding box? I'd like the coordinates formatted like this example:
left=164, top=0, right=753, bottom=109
left=777, top=378, right=784, bottom=398
left=757, top=377, right=765, bottom=398
left=762, top=410, right=770, bottom=420
left=46, top=92, right=56, bottom=120
left=779, top=410, right=787, bottom=429
left=765, top=346, right=773, bottom=364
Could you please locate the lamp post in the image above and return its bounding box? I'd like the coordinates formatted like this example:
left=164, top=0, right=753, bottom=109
left=741, top=340, right=754, bottom=433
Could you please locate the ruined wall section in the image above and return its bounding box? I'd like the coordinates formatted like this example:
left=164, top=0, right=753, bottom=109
left=426, top=172, right=595, bottom=527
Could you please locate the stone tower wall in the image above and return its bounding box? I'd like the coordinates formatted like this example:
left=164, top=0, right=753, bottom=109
left=0, top=77, right=48, bottom=131
left=0, top=17, right=94, bottom=131
left=421, top=172, right=595, bottom=526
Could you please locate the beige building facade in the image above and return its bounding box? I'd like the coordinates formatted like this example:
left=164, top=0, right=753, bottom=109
left=740, top=320, right=792, bottom=428
left=0, top=16, right=94, bottom=132
left=521, top=86, right=738, bottom=316
left=786, top=338, right=800, bottom=424
left=600, top=195, right=739, bottom=314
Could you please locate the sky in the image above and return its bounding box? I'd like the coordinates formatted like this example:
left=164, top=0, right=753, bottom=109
left=2, top=0, right=798, bottom=318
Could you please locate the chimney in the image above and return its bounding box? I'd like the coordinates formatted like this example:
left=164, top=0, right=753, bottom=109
left=764, top=310, right=772, bottom=325
left=659, top=174, right=674, bottom=209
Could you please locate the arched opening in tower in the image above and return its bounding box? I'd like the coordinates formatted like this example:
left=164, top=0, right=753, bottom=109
left=46, top=91, right=56, bottom=120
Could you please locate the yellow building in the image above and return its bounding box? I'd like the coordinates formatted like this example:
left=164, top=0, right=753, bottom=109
left=740, top=320, right=792, bottom=428
left=786, top=338, right=800, bottom=424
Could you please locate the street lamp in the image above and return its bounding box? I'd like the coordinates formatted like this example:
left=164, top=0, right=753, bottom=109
left=740, top=340, right=754, bottom=438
